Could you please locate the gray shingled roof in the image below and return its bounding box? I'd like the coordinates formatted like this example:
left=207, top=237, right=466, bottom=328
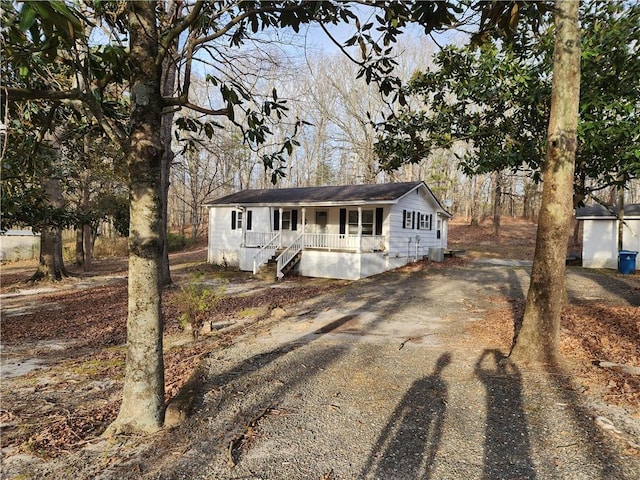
left=576, top=204, right=640, bottom=218
left=206, top=182, right=427, bottom=206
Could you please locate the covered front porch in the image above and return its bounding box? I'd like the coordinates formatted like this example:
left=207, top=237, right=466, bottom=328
left=234, top=205, right=386, bottom=278
left=241, top=230, right=387, bottom=279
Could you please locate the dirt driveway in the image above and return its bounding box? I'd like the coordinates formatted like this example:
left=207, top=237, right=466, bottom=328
left=4, top=258, right=638, bottom=480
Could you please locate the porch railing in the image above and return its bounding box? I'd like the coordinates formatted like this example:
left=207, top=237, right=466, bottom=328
left=276, top=233, right=305, bottom=279
left=252, top=232, right=281, bottom=274
left=303, top=233, right=385, bottom=252
left=244, top=231, right=279, bottom=247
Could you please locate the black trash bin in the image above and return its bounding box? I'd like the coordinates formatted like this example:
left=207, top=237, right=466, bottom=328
left=618, top=250, right=638, bottom=274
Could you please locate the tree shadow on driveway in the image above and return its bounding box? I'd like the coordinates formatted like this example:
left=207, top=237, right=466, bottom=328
left=361, top=352, right=451, bottom=479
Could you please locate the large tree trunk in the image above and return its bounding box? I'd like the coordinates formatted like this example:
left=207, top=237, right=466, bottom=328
left=76, top=167, right=93, bottom=270
left=75, top=227, right=84, bottom=266
left=492, top=171, right=502, bottom=237
left=31, top=178, right=67, bottom=282
left=510, top=0, right=581, bottom=364
left=617, top=184, right=624, bottom=251
left=159, top=27, right=178, bottom=287
left=470, top=176, right=481, bottom=227
left=108, top=1, right=165, bottom=434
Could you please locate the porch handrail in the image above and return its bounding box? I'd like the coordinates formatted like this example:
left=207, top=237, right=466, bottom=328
left=252, top=232, right=281, bottom=274
left=276, top=233, right=305, bottom=279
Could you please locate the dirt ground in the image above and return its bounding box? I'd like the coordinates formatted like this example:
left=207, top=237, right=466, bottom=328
left=1, top=219, right=639, bottom=479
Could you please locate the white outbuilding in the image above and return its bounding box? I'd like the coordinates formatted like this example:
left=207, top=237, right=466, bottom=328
left=575, top=204, right=640, bottom=270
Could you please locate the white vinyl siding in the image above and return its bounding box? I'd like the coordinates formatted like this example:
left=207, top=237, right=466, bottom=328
left=388, top=188, right=447, bottom=258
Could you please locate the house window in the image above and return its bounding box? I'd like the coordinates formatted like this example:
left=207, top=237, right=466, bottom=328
left=348, top=211, right=358, bottom=235
left=404, top=210, right=412, bottom=229
left=362, top=210, right=374, bottom=235
left=231, top=210, right=243, bottom=230
left=420, top=213, right=432, bottom=230
left=282, top=210, right=291, bottom=230
left=277, top=209, right=298, bottom=231
left=348, top=210, right=374, bottom=235
left=437, top=218, right=442, bottom=239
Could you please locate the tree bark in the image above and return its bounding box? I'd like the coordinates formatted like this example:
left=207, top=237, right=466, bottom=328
left=82, top=141, right=93, bottom=271
left=492, top=171, right=502, bottom=237
left=75, top=227, right=84, bottom=266
left=31, top=178, right=67, bottom=282
left=108, top=1, right=165, bottom=434
left=469, top=176, right=480, bottom=226
left=83, top=223, right=93, bottom=271
left=159, top=15, right=179, bottom=287
left=617, top=184, right=624, bottom=251
left=510, top=0, right=581, bottom=364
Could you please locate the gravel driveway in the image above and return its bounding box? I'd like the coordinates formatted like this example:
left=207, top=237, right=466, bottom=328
left=27, top=261, right=640, bottom=480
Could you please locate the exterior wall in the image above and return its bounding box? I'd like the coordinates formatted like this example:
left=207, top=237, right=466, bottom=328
left=387, top=190, right=447, bottom=260
left=239, top=247, right=261, bottom=271
left=208, top=206, right=273, bottom=265
left=0, top=231, right=40, bottom=261
left=582, top=218, right=640, bottom=269
left=296, top=250, right=395, bottom=280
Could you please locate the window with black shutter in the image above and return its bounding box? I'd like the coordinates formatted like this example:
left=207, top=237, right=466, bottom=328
left=273, top=210, right=280, bottom=231
left=375, top=208, right=383, bottom=235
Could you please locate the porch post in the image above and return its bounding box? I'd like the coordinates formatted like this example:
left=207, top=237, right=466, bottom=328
left=357, top=206, right=363, bottom=253
left=279, top=207, right=283, bottom=247
left=301, top=207, right=306, bottom=236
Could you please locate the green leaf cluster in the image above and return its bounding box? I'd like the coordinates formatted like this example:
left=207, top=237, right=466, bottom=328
left=375, top=0, right=639, bottom=203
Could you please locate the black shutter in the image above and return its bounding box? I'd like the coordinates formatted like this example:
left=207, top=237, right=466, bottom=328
left=231, top=210, right=236, bottom=230
left=339, top=208, right=346, bottom=235
left=273, top=210, right=280, bottom=231
left=412, top=211, right=415, bottom=229
left=430, top=214, right=433, bottom=230
left=417, top=213, right=421, bottom=230
left=292, top=209, right=298, bottom=231
left=247, top=210, right=252, bottom=231
left=402, top=209, right=406, bottom=229
left=375, top=208, right=383, bottom=235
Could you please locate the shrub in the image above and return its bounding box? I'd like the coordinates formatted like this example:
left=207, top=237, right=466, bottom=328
left=167, top=232, right=189, bottom=252
left=174, top=273, right=225, bottom=340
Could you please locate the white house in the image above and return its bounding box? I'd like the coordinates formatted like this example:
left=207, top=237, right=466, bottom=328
left=205, top=181, right=452, bottom=280
left=575, top=204, right=640, bottom=269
